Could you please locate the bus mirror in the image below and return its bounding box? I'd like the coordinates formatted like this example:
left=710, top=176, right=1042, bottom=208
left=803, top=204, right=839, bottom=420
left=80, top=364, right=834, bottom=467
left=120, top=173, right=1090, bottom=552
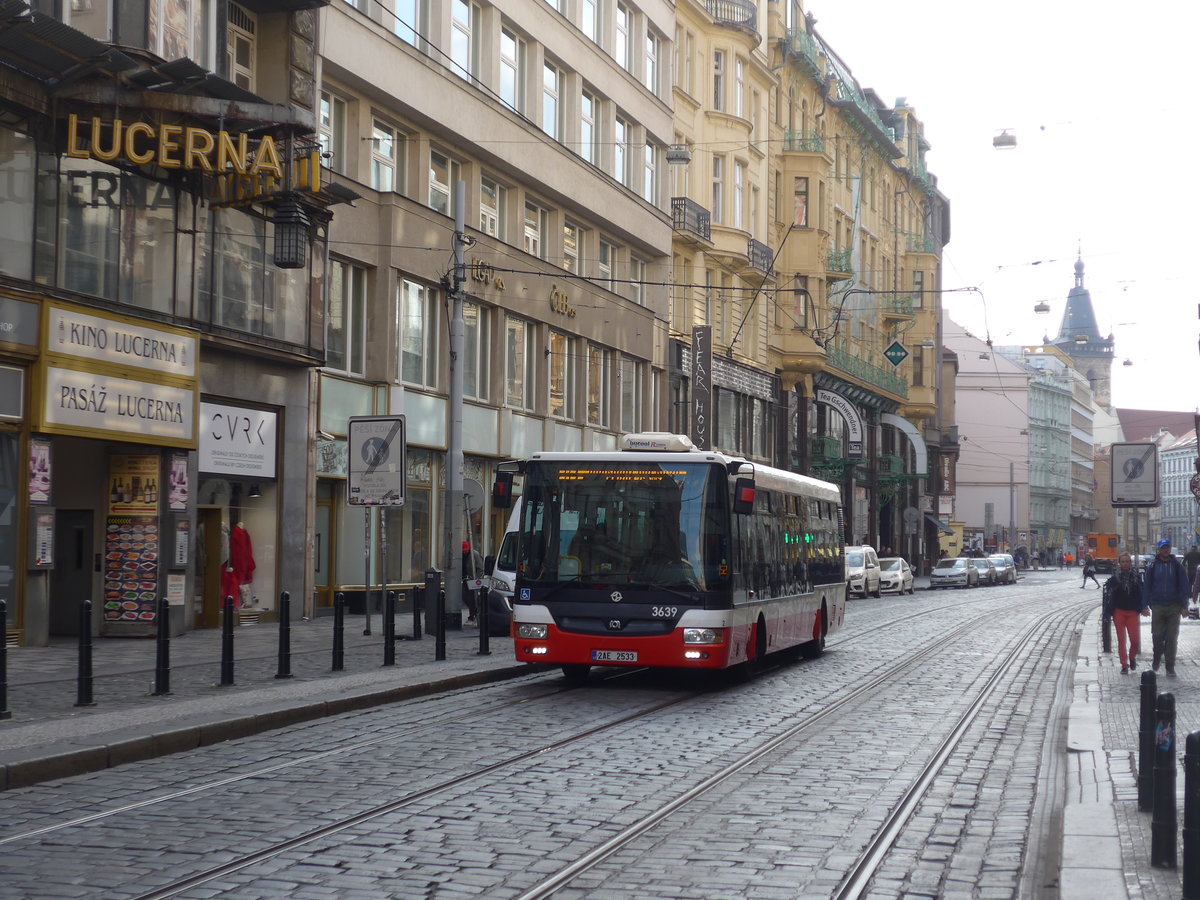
left=492, top=471, right=514, bottom=508
left=732, top=477, right=755, bottom=515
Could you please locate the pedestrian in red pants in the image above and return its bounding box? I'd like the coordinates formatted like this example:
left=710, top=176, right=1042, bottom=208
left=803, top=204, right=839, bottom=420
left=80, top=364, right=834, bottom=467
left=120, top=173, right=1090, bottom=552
left=1105, top=552, right=1149, bottom=674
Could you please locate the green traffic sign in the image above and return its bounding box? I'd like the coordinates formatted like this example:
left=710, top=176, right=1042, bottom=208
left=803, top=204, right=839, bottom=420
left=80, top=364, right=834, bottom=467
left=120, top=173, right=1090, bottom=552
left=884, top=341, right=909, bottom=367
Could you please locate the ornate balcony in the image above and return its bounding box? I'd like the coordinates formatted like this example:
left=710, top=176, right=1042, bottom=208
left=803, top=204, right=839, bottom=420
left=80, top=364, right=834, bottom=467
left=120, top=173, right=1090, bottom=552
left=825, top=247, right=853, bottom=281
left=671, top=197, right=711, bottom=243
left=747, top=239, right=772, bottom=274
left=826, top=344, right=908, bottom=398
left=811, top=434, right=842, bottom=460
left=782, top=27, right=822, bottom=78
left=783, top=131, right=824, bottom=154
left=905, top=232, right=938, bottom=254
left=879, top=454, right=904, bottom=475
left=705, top=0, right=756, bottom=31
left=881, top=293, right=914, bottom=326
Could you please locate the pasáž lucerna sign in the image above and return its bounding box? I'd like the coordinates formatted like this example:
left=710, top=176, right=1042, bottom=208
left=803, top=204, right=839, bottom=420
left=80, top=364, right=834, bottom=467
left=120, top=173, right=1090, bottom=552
left=43, top=366, right=195, bottom=445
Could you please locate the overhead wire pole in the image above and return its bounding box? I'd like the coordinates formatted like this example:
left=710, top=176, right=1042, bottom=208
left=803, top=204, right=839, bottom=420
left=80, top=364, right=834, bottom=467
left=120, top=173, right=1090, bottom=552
left=445, top=183, right=466, bottom=633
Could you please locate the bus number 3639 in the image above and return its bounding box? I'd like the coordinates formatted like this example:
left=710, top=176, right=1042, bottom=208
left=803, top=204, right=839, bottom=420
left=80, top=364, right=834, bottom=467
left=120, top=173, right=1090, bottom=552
left=652, top=606, right=678, bottom=618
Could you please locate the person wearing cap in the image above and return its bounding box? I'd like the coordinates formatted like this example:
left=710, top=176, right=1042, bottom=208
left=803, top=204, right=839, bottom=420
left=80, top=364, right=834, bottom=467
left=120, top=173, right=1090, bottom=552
left=1145, top=538, right=1190, bottom=675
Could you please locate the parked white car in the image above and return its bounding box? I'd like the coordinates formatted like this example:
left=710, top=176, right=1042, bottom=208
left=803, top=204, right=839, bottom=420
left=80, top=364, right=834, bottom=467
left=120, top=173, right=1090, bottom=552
left=930, top=557, right=980, bottom=589
left=987, top=554, right=1017, bottom=584
left=845, top=546, right=881, bottom=598
left=878, top=557, right=914, bottom=595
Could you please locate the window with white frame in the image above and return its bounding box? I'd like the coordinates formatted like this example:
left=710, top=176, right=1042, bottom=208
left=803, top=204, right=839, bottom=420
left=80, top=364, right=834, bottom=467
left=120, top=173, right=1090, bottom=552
left=683, top=30, right=694, bottom=95
left=733, top=161, right=744, bottom=229
left=371, top=120, right=399, bottom=193
left=549, top=331, right=575, bottom=419
left=393, top=0, right=422, bottom=45
left=913, top=269, right=924, bottom=308
left=327, top=259, right=366, bottom=376
left=480, top=174, right=507, bottom=239
left=619, top=355, right=642, bottom=432
left=524, top=199, right=549, bottom=259
left=463, top=301, right=490, bottom=400
left=628, top=256, right=645, bottom=305
left=580, top=91, right=596, bottom=164
left=450, top=0, right=477, bottom=81
left=506, top=316, right=537, bottom=410
left=399, top=278, right=439, bottom=388
left=734, top=57, right=744, bottom=118
left=542, top=61, right=560, bottom=140
left=499, top=28, right=525, bottom=112
left=793, top=176, right=808, bottom=227
left=429, top=149, right=459, bottom=216
left=645, top=30, right=658, bottom=94
left=712, top=50, right=725, bottom=111
left=582, top=0, right=598, bottom=43
left=227, top=3, right=256, bottom=91
left=614, top=117, right=629, bottom=186
left=562, top=222, right=581, bottom=272
left=711, top=155, right=724, bottom=224
left=615, top=3, right=630, bottom=71
left=319, top=92, right=346, bottom=174
left=587, top=343, right=612, bottom=427
left=597, top=239, right=615, bottom=291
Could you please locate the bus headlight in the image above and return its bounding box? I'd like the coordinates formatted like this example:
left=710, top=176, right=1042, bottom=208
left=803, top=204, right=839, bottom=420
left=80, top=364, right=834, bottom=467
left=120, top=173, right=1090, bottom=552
left=683, top=628, right=725, bottom=644
left=517, top=624, right=548, bottom=639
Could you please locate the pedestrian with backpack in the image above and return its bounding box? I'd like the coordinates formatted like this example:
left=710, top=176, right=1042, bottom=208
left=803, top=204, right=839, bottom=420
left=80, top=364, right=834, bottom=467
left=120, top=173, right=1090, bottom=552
left=1145, top=539, right=1190, bottom=675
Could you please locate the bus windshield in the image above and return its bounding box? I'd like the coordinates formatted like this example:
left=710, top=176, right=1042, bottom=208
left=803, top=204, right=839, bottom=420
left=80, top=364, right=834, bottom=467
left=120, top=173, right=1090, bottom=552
left=518, top=461, right=728, bottom=591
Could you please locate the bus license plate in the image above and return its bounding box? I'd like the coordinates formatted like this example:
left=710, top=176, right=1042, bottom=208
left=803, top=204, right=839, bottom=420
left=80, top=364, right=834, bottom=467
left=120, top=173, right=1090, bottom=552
left=592, top=650, right=637, bottom=662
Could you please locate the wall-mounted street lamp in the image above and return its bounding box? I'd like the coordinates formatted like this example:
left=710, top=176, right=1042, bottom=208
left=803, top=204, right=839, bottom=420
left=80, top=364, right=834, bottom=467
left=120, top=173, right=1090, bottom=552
left=273, top=196, right=311, bottom=269
left=666, top=145, right=692, bottom=165
left=1034, top=300, right=1051, bottom=314
left=993, top=130, right=1017, bottom=149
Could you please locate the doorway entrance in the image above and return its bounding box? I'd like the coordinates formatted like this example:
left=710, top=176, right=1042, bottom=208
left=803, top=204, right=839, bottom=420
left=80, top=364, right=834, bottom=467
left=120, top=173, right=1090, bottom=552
left=50, top=510, right=93, bottom=637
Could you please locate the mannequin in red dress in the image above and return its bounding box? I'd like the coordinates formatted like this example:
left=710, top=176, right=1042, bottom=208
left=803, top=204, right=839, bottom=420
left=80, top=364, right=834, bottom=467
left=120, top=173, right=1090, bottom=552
left=229, top=519, right=256, bottom=608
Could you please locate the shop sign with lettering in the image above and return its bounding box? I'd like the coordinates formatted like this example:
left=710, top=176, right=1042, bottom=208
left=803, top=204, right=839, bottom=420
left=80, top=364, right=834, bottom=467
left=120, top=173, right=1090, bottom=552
left=49, top=303, right=196, bottom=379
left=41, top=365, right=196, bottom=446
left=199, top=401, right=278, bottom=478
left=0, top=295, right=39, bottom=347
left=549, top=286, right=577, bottom=318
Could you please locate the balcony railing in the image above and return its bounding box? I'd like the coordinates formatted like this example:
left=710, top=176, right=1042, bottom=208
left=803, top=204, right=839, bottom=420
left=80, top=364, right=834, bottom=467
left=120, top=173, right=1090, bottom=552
left=882, top=294, right=914, bottom=318
left=705, top=0, right=755, bottom=30
left=747, top=239, right=772, bottom=274
left=671, top=197, right=711, bottom=241
left=811, top=434, right=842, bottom=459
left=826, top=247, right=853, bottom=275
left=905, top=232, right=938, bottom=254
left=783, top=131, right=824, bottom=153
left=879, top=454, right=904, bottom=475
left=826, top=345, right=909, bottom=398
left=782, top=27, right=822, bottom=77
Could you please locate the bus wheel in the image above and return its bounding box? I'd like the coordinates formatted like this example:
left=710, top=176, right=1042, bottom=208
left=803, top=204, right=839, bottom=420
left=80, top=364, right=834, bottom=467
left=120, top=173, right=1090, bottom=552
left=561, top=664, right=591, bottom=685
left=800, top=606, right=826, bottom=659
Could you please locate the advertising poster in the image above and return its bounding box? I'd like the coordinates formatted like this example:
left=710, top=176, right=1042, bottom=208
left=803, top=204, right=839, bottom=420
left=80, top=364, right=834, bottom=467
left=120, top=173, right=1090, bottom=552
left=28, top=439, right=50, bottom=505
left=102, top=516, right=160, bottom=622
left=108, top=454, right=161, bottom=516
left=33, top=511, right=54, bottom=566
left=168, top=453, right=189, bottom=511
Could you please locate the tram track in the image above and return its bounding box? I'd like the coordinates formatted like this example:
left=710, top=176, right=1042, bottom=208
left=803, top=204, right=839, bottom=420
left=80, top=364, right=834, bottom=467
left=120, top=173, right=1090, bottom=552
left=3, top=588, right=1092, bottom=900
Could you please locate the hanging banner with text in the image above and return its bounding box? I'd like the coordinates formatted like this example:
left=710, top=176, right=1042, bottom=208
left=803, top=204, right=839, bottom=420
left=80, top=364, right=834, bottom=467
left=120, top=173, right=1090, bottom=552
left=691, top=326, right=712, bottom=451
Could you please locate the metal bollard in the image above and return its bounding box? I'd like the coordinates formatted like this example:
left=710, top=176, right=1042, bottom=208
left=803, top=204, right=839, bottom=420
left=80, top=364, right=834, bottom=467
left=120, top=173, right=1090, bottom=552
left=153, top=596, right=171, bottom=695
left=1140, top=669, right=1157, bottom=810
left=383, top=590, right=396, bottom=666
left=219, top=595, right=235, bottom=686
left=1152, top=691, right=1178, bottom=868
left=1101, top=610, right=1112, bottom=654
left=75, top=599, right=95, bottom=707
left=275, top=591, right=292, bottom=679
left=0, top=599, right=10, bottom=720
left=332, top=592, right=345, bottom=671
left=409, top=585, right=423, bottom=640
left=477, top=586, right=490, bottom=657
left=1185, top=731, right=1200, bottom=898
left=435, top=588, right=446, bottom=662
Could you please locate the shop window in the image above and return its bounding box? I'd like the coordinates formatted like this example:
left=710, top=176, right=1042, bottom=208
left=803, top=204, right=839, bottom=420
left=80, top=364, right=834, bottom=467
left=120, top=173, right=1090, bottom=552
left=463, top=301, right=491, bottom=401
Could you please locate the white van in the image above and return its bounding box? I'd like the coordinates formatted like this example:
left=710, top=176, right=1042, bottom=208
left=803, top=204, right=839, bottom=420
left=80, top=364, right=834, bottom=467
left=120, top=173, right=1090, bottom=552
left=483, top=499, right=520, bottom=636
left=845, top=545, right=881, bottom=598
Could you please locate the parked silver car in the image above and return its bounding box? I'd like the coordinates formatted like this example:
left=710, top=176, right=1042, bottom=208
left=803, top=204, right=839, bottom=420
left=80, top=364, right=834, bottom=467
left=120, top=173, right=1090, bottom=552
left=878, top=557, right=915, bottom=595
left=987, top=553, right=1017, bottom=584
left=930, top=557, right=980, bottom=589
left=971, top=557, right=999, bottom=586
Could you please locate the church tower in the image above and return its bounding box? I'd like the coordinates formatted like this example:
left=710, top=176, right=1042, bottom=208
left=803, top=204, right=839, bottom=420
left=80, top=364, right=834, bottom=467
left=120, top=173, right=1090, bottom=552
left=1050, top=255, right=1115, bottom=409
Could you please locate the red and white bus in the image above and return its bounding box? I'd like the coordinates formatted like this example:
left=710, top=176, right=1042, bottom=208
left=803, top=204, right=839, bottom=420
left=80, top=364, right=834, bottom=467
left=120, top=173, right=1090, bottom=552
left=494, top=432, right=846, bottom=681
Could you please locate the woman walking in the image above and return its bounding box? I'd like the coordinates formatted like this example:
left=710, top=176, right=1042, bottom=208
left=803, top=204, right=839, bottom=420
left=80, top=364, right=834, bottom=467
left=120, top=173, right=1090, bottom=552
left=1081, top=553, right=1101, bottom=588
left=1105, top=552, right=1149, bottom=674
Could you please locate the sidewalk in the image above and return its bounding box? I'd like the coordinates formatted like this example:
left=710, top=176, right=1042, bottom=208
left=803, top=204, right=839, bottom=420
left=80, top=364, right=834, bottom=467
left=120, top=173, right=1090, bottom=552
left=0, top=609, right=531, bottom=790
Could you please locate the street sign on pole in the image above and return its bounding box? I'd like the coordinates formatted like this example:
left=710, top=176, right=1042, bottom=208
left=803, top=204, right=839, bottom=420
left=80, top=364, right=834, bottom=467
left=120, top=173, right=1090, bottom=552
left=348, top=416, right=406, bottom=506
left=1111, top=442, right=1159, bottom=507
left=884, top=340, right=909, bottom=367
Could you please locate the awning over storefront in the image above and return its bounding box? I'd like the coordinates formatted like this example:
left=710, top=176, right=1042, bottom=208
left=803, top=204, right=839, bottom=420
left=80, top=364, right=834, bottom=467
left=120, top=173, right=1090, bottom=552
left=881, top=412, right=928, bottom=476
left=925, top=514, right=953, bottom=535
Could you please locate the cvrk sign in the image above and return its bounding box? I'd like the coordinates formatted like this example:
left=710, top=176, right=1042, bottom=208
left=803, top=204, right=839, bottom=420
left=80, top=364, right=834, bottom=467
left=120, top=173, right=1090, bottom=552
left=199, top=401, right=277, bottom=478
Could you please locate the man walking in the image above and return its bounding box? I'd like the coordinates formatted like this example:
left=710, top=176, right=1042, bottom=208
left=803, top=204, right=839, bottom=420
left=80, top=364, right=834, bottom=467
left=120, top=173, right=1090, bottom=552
left=1146, top=538, right=1190, bottom=675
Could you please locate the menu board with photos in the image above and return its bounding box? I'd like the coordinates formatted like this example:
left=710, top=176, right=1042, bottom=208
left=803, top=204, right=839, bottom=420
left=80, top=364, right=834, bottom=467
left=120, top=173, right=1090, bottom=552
left=102, top=516, right=160, bottom=621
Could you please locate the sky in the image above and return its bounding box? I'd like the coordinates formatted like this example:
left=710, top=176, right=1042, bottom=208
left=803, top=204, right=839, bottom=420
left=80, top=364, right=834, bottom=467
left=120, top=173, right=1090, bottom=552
left=808, top=0, right=1200, bottom=414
